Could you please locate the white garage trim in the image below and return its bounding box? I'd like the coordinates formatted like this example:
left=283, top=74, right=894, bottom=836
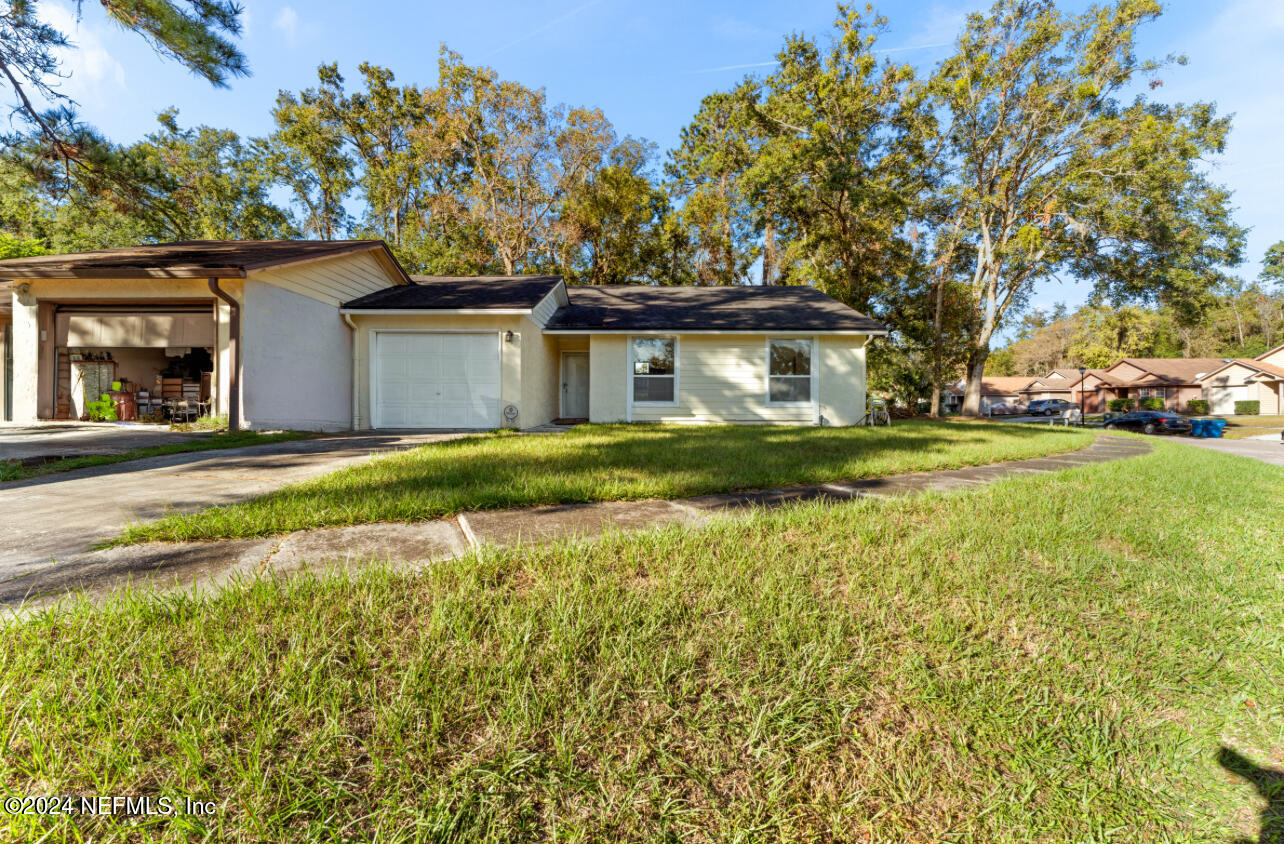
left=370, top=329, right=503, bottom=429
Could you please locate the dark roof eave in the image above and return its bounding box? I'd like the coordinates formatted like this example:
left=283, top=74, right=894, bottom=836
left=0, top=266, right=248, bottom=279
left=542, top=326, right=887, bottom=334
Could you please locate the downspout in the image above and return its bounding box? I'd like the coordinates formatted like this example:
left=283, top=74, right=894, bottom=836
left=208, top=278, right=240, bottom=432
left=342, top=312, right=360, bottom=430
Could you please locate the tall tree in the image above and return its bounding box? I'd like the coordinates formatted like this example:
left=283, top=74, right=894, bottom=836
left=739, top=5, right=932, bottom=311
left=932, top=0, right=1245, bottom=415
left=270, top=84, right=355, bottom=240
left=666, top=90, right=757, bottom=285
left=0, top=0, right=247, bottom=203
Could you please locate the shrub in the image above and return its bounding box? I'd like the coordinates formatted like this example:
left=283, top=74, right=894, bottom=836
left=1138, top=397, right=1164, bottom=411
left=1107, top=398, right=1135, bottom=412
left=1186, top=398, right=1209, bottom=415
left=86, top=394, right=118, bottom=422
left=1234, top=400, right=1261, bottom=415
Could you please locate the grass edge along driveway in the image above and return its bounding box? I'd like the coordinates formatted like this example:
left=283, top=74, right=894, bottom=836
left=113, top=420, right=1093, bottom=545
left=4, top=440, right=1281, bottom=841
left=1, top=430, right=311, bottom=483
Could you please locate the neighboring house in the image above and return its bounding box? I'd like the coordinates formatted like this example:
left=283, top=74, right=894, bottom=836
left=944, top=376, right=1035, bottom=412
left=1019, top=368, right=1083, bottom=403
left=1195, top=343, right=1284, bottom=415
left=0, top=240, right=886, bottom=430
left=1079, top=358, right=1223, bottom=413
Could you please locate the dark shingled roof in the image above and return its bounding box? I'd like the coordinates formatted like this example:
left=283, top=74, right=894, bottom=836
left=0, top=239, right=408, bottom=281
left=343, top=276, right=563, bottom=310
left=546, top=285, right=885, bottom=333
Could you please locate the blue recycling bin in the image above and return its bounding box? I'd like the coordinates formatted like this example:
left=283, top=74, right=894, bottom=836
left=1206, top=419, right=1227, bottom=438
left=1190, top=418, right=1207, bottom=437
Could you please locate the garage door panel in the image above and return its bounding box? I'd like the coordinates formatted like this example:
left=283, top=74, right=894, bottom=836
left=374, top=332, right=500, bottom=429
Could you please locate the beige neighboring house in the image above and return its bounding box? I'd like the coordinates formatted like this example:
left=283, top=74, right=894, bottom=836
left=1019, top=368, right=1083, bottom=403
left=0, top=240, right=886, bottom=430
left=944, top=375, right=1036, bottom=412
left=1196, top=343, right=1284, bottom=415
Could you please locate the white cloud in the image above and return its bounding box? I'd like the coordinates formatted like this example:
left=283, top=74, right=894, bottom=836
left=35, top=2, right=126, bottom=104
left=273, top=6, right=299, bottom=47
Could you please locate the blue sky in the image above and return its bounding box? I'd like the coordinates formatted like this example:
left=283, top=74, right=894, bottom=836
left=29, top=0, right=1284, bottom=321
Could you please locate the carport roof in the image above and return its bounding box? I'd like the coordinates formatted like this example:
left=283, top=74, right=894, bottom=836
left=545, top=284, right=886, bottom=333
left=0, top=239, right=410, bottom=282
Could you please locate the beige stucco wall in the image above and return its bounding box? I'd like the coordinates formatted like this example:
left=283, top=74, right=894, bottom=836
left=241, top=278, right=353, bottom=431
left=583, top=333, right=868, bottom=426
left=346, top=312, right=558, bottom=430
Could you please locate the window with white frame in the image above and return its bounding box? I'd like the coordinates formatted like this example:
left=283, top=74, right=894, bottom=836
left=768, top=338, right=812, bottom=403
left=1138, top=387, right=1167, bottom=399
left=632, top=337, right=676, bottom=403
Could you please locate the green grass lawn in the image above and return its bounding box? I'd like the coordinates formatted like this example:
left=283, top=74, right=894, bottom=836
left=1220, top=414, right=1284, bottom=440
left=113, top=420, right=1092, bottom=545
left=0, top=430, right=311, bottom=483
left=2, top=440, right=1280, bottom=841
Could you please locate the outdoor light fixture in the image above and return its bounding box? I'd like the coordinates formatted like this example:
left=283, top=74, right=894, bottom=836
left=1078, top=365, right=1087, bottom=426
left=504, top=330, right=515, bottom=343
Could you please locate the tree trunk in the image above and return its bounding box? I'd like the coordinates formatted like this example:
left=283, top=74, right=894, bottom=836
left=929, top=269, right=946, bottom=417
left=762, top=219, right=777, bottom=285
left=961, top=345, right=989, bottom=417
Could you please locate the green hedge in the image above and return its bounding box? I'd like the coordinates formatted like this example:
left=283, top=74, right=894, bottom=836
left=1107, top=398, right=1135, bottom=412
left=1187, top=398, right=1209, bottom=414
left=1234, top=400, right=1261, bottom=415
left=1138, top=397, right=1164, bottom=411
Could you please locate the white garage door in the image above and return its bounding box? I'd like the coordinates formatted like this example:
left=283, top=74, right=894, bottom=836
left=1208, top=384, right=1248, bottom=415
left=374, top=332, right=501, bottom=429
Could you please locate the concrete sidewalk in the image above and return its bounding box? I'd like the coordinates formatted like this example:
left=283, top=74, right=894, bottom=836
left=1176, top=434, right=1284, bottom=467
left=0, top=431, right=478, bottom=582
left=0, top=435, right=1151, bottom=611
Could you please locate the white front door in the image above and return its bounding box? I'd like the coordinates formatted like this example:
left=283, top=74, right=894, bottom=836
left=374, top=332, right=501, bottom=428
left=561, top=352, right=589, bottom=419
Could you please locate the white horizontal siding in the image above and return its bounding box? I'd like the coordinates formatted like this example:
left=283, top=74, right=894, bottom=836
left=630, top=335, right=814, bottom=424
left=252, top=251, right=400, bottom=307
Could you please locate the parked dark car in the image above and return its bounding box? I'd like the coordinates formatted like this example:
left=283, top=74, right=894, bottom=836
left=1027, top=398, right=1078, bottom=416
left=1103, top=410, right=1192, bottom=435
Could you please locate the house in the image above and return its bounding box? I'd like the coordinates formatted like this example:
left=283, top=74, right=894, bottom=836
left=944, top=376, right=1036, bottom=413
left=1195, top=343, right=1284, bottom=415
left=0, top=240, right=887, bottom=430
left=1075, top=358, right=1223, bottom=413
left=1018, top=368, right=1084, bottom=403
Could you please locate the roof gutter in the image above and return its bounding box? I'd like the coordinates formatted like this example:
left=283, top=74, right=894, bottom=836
left=342, top=312, right=361, bottom=430
left=208, top=278, right=240, bottom=432
left=540, top=328, right=889, bottom=336
left=339, top=308, right=533, bottom=315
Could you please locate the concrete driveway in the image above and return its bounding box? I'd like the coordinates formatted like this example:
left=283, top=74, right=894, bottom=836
left=1177, top=434, right=1284, bottom=468
left=0, top=431, right=474, bottom=583
left=0, top=422, right=213, bottom=461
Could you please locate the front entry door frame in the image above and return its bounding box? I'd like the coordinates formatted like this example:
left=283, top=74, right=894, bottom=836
left=560, top=351, right=589, bottom=419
